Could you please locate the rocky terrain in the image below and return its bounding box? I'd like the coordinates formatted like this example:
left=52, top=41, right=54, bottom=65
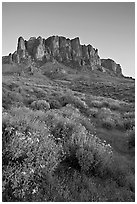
left=3, top=35, right=123, bottom=76
left=2, top=35, right=135, bottom=202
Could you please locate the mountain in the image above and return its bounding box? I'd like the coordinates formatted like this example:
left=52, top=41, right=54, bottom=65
left=2, top=35, right=123, bottom=77
left=2, top=35, right=135, bottom=202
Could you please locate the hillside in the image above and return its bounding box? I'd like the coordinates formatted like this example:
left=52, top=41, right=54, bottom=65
left=2, top=35, right=135, bottom=202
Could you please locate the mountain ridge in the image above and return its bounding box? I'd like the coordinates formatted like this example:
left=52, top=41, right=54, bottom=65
left=2, top=35, right=123, bottom=77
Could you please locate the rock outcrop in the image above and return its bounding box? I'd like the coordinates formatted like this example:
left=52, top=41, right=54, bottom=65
left=101, top=59, right=122, bottom=76
left=6, top=35, right=101, bottom=68
left=17, top=37, right=26, bottom=58
left=2, top=35, right=123, bottom=76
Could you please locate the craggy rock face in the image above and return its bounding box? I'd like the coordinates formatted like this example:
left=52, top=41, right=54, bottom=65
left=17, top=37, right=26, bottom=59
left=3, top=35, right=122, bottom=76
left=45, top=36, right=60, bottom=59
left=34, top=37, right=45, bottom=61
left=26, top=37, right=37, bottom=57
left=12, top=51, right=20, bottom=63
left=12, top=35, right=102, bottom=68
left=71, top=37, right=82, bottom=65
left=116, top=64, right=122, bottom=75
left=101, top=59, right=122, bottom=76
left=82, top=45, right=89, bottom=61
left=17, top=37, right=26, bottom=51
left=59, top=37, right=72, bottom=61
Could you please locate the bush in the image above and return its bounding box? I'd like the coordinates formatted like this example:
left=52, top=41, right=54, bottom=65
left=123, top=118, right=135, bottom=131
left=124, top=111, right=135, bottom=119
left=126, top=128, right=135, bottom=149
left=107, top=99, right=121, bottom=111
left=58, top=93, right=87, bottom=111
left=36, top=106, right=113, bottom=175
left=90, top=100, right=104, bottom=108
left=85, top=95, right=122, bottom=111
left=98, top=107, right=121, bottom=129
left=30, top=100, right=50, bottom=111
left=2, top=105, right=135, bottom=202
left=43, top=108, right=113, bottom=176
left=49, top=99, right=62, bottom=109
left=2, top=107, right=64, bottom=201
left=2, top=88, right=23, bottom=109
left=88, top=108, right=99, bottom=118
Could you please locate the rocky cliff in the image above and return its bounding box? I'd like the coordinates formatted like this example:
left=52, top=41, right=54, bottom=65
left=101, top=59, right=122, bottom=76
left=2, top=35, right=123, bottom=76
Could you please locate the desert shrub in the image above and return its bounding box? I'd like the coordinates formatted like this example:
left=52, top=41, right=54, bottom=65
left=30, top=100, right=50, bottom=111
left=104, top=98, right=122, bottom=111
left=85, top=95, right=123, bottom=111
left=72, top=96, right=87, bottom=109
left=122, top=118, right=135, bottom=131
left=37, top=105, right=113, bottom=176
left=108, top=101, right=121, bottom=110
left=102, top=118, right=115, bottom=129
left=125, top=174, right=135, bottom=192
left=85, top=96, right=107, bottom=109
left=65, top=171, right=134, bottom=202
left=23, top=96, right=37, bottom=106
left=2, top=88, right=23, bottom=109
left=98, top=178, right=134, bottom=202
left=90, top=149, right=135, bottom=196
left=64, top=171, right=104, bottom=201
left=88, top=108, right=99, bottom=118
left=126, top=128, right=135, bottom=149
left=45, top=105, right=96, bottom=136
left=62, top=123, right=114, bottom=179
left=108, top=154, right=134, bottom=188
left=43, top=109, right=113, bottom=176
left=90, top=100, right=104, bottom=108
left=124, top=111, right=135, bottom=119
left=49, top=99, right=62, bottom=109
left=58, top=93, right=87, bottom=111
left=98, top=108, right=115, bottom=129
left=32, top=87, right=48, bottom=98
left=2, top=107, right=64, bottom=201
left=98, top=107, right=121, bottom=129
left=2, top=105, right=135, bottom=201
left=2, top=90, right=12, bottom=109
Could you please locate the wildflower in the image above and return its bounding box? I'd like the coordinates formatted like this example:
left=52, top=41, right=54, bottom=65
left=32, top=187, right=38, bottom=194
left=36, top=138, right=39, bottom=142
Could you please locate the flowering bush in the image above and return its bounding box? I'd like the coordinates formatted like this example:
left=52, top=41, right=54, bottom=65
left=2, top=107, right=64, bottom=201
left=2, top=105, right=134, bottom=202
left=41, top=107, right=113, bottom=177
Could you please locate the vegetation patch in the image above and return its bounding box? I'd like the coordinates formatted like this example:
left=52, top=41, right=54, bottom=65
left=2, top=68, right=135, bottom=201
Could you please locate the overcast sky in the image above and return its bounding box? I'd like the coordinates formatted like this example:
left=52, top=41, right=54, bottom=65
left=2, top=2, right=135, bottom=77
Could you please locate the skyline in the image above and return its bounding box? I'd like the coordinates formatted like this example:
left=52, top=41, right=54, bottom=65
left=2, top=2, right=135, bottom=77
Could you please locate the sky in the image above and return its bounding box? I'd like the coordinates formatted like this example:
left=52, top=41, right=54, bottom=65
left=2, top=2, right=135, bottom=77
